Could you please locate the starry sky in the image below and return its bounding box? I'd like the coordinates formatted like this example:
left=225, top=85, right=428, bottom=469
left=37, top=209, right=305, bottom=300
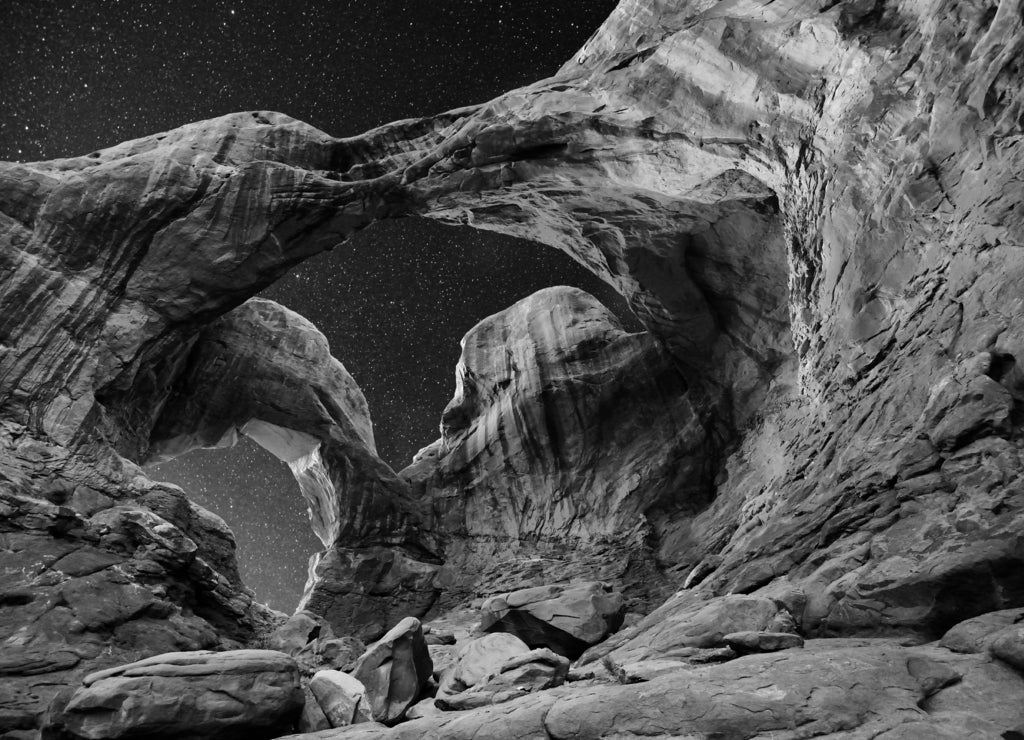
left=1, top=0, right=629, bottom=612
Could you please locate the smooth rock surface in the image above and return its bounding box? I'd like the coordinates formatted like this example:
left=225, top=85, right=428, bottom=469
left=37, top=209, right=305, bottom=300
left=53, top=650, right=303, bottom=740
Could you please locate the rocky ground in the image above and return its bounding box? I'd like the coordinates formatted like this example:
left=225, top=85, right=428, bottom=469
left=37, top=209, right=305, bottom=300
left=3, top=0, right=1024, bottom=736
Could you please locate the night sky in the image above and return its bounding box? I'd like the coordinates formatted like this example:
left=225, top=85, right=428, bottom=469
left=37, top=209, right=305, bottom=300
left=1, top=0, right=629, bottom=612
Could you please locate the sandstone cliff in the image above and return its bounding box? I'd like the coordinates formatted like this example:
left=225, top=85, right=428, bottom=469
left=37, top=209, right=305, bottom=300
left=3, top=0, right=1024, bottom=736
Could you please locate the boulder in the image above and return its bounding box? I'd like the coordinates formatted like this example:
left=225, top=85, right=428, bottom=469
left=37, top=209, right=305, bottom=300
left=479, top=582, right=625, bottom=658
left=941, top=608, right=1024, bottom=653
left=268, top=611, right=334, bottom=655
left=724, top=631, right=805, bottom=654
left=438, top=633, right=532, bottom=697
left=991, top=627, right=1024, bottom=672
left=309, top=670, right=373, bottom=727
left=351, top=617, right=432, bottom=724
left=437, top=648, right=569, bottom=711
left=54, top=650, right=303, bottom=740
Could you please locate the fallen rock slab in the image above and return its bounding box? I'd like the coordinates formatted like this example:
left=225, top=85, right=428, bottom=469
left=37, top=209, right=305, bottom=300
left=351, top=617, right=432, bottom=724
left=438, top=633, right=532, bottom=697
left=53, top=649, right=303, bottom=740
left=437, top=648, right=569, bottom=711
left=479, top=582, right=624, bottom=659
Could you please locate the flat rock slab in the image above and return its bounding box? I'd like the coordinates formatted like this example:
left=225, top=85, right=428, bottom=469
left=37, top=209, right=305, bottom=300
left=55, top=649, right=303, bottom=740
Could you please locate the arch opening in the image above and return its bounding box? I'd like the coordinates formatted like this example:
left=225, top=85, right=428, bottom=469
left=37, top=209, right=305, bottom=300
left=147, top=219, right=643, bottom=613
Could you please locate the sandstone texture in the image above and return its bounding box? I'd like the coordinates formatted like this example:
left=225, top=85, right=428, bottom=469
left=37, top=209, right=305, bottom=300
left=3, top=0, right=1024, bottom=736
left=50, top=650, right=303, bottom=740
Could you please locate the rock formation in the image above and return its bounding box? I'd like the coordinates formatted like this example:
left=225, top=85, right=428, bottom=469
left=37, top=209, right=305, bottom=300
left=3, top=0, right=1024, bottom=736
left=401, top=288, right=698, bottom=609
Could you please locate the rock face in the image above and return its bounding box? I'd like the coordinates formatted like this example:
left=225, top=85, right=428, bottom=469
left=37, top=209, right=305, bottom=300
left=50, top=650, right=303, bottom=740
left=4, top=0, right=1024, bottom=736
left=402, top=289, right=697, bottom=607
